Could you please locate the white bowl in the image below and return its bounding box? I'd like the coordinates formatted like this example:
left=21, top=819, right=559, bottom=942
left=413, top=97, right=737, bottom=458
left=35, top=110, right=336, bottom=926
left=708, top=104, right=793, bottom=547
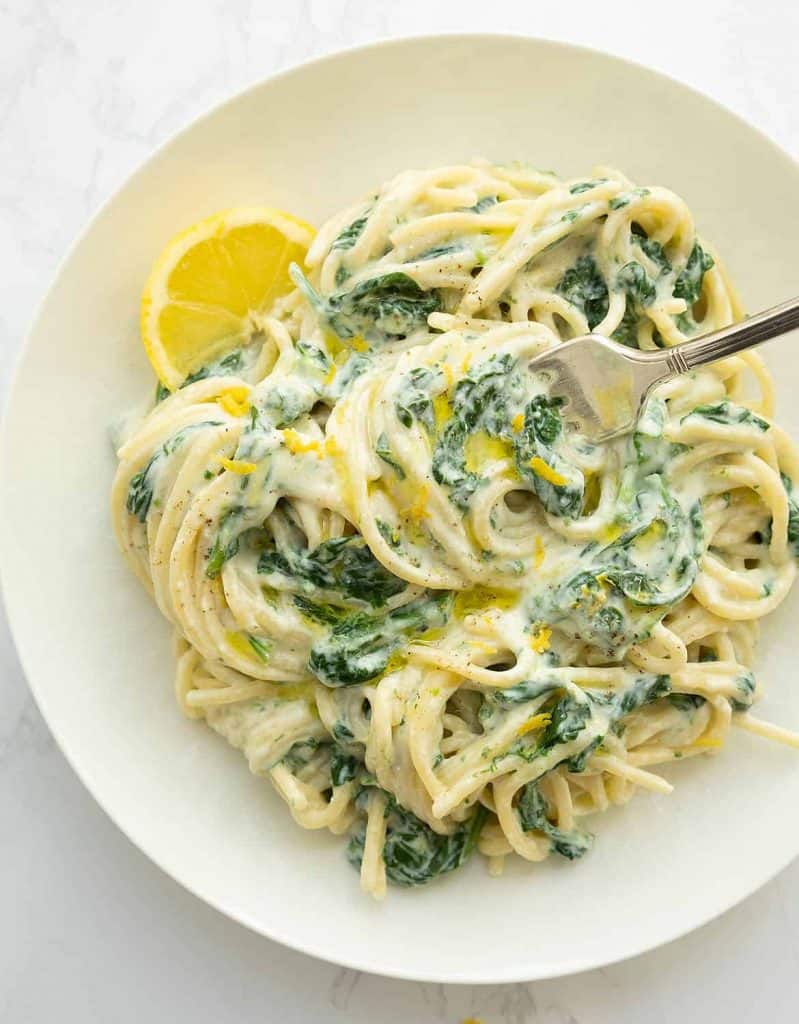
left=3, top=35, right=799, bottom=983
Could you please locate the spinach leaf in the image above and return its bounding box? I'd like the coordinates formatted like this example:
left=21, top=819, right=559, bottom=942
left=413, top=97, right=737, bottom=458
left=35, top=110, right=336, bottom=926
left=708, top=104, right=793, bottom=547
left=395, top=367, right=436, bottom=431
left=729, top=671, right=756, bottom=712
left=126, top=455, right=160, bottom=522
left=600, top=480, right=702, bottom=607
left=347, top=798, right=487, bottom=887
left=184, top=349, right=244, bottom=386
left=682, top=401, right=769, bottom=431
left=206, top=505, right=247, bottom=578
left=431, top=353, right=515, bottom=510
left=262, top=382, right=315, bottom=427
left=325, top=352, right=371, bottom=400
left=566, top=674, right=669, bottom=771
left=517, top=781, right=593, bottom=860
left=128, top=422, right=223, bottom=522
left=569, top=179, right=604, bottom=194
left=292, top=265, right=440, bottom=344
left=513, top=395, right=584, bottom=518
left=375, top=432, right=406, bottom=479
left=673, top=242, right=714, bottom=304
left=488, top=676, right=562, bottom=708
left=525, top=393, right=562, bottom=445
left=331, top=720, right=355, bottom=743
left=617, top=261, right=656, bottom=306
left=293, top=595, right=346, bottom=626
left=155, top=349, right=247, bottom=402
left=609, top=187, right=650, bottom=211
left=376, top=519, right=402, bottom=550
left=612, top=673, right=671, bottom=715
left=259, top=535, right=407, bottom=607
left=667, top=692, right=706, bottom=713
left=637, top=236, right=671, bottom=274
left=781, top=474, right=799, bottom=558
left=330, top=745, right=361, bottom=786
left=332, top=214, right=368, bottom=251
left=530, top=571, right=633, bottom=654
left=528, top=478, right=700, bottom=654
left=417, top=243, right=464, bottom=260
left=557, top=255, right=609, bottom=329
left=282, top=737, right=322, bottom=772
left=247, top=635, right=273, bottom=663
left=308, top=593, right=449, bottom=686
left=612, top=301, right=641, bottom=348
left=760, top=474, right=799, bottom=558
left=538, top=694, right=592, bottom=751
left=295, top=341, right=330, bottom=371
left=468, top=195, right=498, bottom=213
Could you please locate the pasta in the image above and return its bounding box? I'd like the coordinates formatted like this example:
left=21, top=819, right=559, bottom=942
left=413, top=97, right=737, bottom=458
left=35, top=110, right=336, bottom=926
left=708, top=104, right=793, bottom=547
left=112, top=160, right=799, bottom=898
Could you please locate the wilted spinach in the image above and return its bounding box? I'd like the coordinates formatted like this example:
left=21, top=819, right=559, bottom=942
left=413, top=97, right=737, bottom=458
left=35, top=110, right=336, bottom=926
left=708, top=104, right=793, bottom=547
left=308, top=593, right=450, bottom=686
left=206, top=505, right=247, bottom=578
left=330, top=745, right=362, bottom=786
left=332, top=214, right=368, bottom=251
left=128, top=422, right=223, bottom=523
left=617, top=261, right=656, bottom=306
left=513, top=395, right=585, bottom=518
left=395, top=367, right=437, bottom=431
left=292, top=265, right=440, bottom=344
left=682, top=401, right=769, bottom=432
left=347, top=796, right=487, bottom=887
left=517, top=781, right=593, bottom=860
left=431, top=353, right=516, bottom=510
left=557, top=255, right=609, bottom=329
left=259, top=535, right=407, bottom=607
left=673, top=242, right=714, bottom=305
left=528, top=475, right=701, bottom=654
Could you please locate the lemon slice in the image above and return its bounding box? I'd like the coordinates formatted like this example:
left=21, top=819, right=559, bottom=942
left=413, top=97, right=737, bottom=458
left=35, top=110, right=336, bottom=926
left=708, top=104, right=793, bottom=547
left=141, top=207, right=314, bottom=389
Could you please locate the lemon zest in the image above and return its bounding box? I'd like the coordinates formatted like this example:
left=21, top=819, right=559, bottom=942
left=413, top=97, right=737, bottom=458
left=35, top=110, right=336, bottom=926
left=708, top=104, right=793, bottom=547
left=349, top=335, right=370, bottom=354
left=324, top=436, right=343, bottom=457
left=220, top=457, right=256, bottom=475
left=530, top=626, right=552, bottom=654
left=283, top=428, right=323, bottom=458
left=528, top=456, right=568, bottom=487
left=533, top=535, right=545, bottom=569
left=517, top=712, right=552, bottom=737
left=433, top=393, right=452, bottom=429
left=216, top=386, right=250, bottom=418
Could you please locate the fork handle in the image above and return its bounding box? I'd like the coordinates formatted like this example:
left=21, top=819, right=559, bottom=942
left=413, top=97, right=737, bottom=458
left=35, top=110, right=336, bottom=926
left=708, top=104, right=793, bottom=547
left=662, top=296, right=799, bottom=374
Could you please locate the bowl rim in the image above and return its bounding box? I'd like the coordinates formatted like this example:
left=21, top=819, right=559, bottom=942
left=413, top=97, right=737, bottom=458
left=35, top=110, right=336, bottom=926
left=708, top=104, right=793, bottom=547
left=2, top=31, right=798, bottom=984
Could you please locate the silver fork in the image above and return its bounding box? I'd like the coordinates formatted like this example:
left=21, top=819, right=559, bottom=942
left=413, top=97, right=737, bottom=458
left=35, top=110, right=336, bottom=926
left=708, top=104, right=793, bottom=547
left=528, top=297, right=799, bottom=442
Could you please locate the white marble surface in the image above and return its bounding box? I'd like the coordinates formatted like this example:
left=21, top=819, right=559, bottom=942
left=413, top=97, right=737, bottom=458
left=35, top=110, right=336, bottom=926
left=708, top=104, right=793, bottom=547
left=2, top=1, right=799, bottom=1020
